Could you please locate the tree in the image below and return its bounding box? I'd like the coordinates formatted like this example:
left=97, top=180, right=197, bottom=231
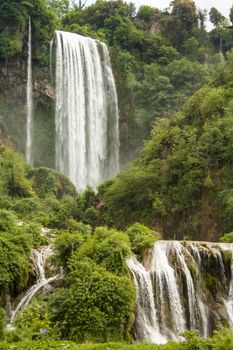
left=71, top=0, right=87, bottom=9
left=209, top=7, right=225, bottom=27
left=171, top=0, right=198, bottom=31
left=46, top=0, right=69, bottom=18
left=230, top=5, right=233, bottom=25
left=165, top=0, right=198, bottom=49
left=198, top=8, right=207, bottom=30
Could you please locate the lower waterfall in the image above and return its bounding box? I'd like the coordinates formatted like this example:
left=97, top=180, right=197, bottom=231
left=127, top=241, right=233, bottom=344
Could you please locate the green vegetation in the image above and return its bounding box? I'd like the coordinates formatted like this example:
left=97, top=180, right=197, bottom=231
left=220, top=232, right=233, bottom=243
left=0, top=145, right=160, bottom=344
left=2, top=329, right=233, bottom=349
left=85, top=52, right=233, bottom=241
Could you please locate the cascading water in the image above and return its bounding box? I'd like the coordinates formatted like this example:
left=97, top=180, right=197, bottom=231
left=54, top=31, right=120, bottom=190
left=127, top=241, right=233, bottom=344
left=8, top=246, right=59, bottom=325
left=126, top=256, right=167, bottom=344
left=26, top=16, right=33, bottom=165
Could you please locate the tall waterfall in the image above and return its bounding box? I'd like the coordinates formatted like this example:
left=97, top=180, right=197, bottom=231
left=127, top=241, right=233, bottom=344
left=26, top=17, right=33, bottom=165
left=54, top=31, right=120, bottom=190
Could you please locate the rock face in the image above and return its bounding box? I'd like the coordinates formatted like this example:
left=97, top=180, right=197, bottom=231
left=0, top=50, right=55, bottom=167
left=0, top=58, right=27, bottom=104
left=127, top=240, right=233, bottom=344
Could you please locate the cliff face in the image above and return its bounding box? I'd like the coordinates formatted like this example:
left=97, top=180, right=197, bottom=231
left=0, top=49, right=55, bottom=168
left=0, top=57, right=27, bottom=152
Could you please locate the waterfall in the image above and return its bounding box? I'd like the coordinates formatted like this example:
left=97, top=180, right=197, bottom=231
left=126, top=257, right=167, bottom=344
left=26, top=17, right=33, bottom=165
left=128, top=241, right=233, bottom=344
left=8, top=246, right=59, bottom=325
left=54, top=31, right=120, bottom=190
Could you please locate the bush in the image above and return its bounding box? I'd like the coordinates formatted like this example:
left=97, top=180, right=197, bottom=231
left=220, top=232, right=233, bottom=243
left=71, top=227, right=131, bottom=276
left=0, top=209, right=17, bottom=232
left=48, top=259, right=135, bottom=342
left=126, top=223, right=160, bottom=260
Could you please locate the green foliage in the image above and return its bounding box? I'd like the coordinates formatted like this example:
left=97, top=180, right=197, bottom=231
left=0, top=147, right=34, bottom=197
left=0, top=30, right=23, bottom=60
left=31, top=167, right=77, bottom=199
left=0, top=232, right=31, bottom=293
left=93, top=52, right=233, bottom=240
left=54, top=229, right=90, bottom=271
left=46, top=0, right=69, bottom=19
left=220, top=232, right=233, bottom=243
left=70, top=227, right=131, bottom=276
left=209, top=7, right=225, bottom=27
left=4, top=329, right=233, bottom=349
left=48, top=260, right=135, bottom=342
left=126, top=223, right=160, bottom=260
left=0, top=209, right=17, bottom=232
left=11, top=300, right=59, bottom=341
left=0, top=0, right=57, bottom=63
left=0, top=308, right=6, bottom=340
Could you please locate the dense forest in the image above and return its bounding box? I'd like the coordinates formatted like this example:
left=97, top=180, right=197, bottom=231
left=2, top=0, right=233, bottom=348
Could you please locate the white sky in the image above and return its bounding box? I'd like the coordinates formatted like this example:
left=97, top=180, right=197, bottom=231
left=85, top=0, right=233, bottom=30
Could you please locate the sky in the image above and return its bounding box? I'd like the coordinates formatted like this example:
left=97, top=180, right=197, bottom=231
left=85, top=0, right=233, bottom=30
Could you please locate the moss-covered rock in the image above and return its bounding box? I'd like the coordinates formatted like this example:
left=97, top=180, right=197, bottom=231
left=30, top=166, right=76, bottom=199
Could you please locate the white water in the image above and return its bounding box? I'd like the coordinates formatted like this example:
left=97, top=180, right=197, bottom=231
left=9, top=246, right=59, bottom=324
left=221, top=244, right=233, bottom=326
left=126, top=257, right=167, bottom=344
left=190, top=243, right=209, bottom=338
left=26, top=17, right=33, bottom=165
left=149, top=242, right=186, bottom=340
left=128, top=241, right=233, bottom=344
left=54, top=31, right=119, bottom=190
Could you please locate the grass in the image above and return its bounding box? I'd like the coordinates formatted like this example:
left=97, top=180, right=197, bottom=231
left=0, top=341, right=173, bottom=350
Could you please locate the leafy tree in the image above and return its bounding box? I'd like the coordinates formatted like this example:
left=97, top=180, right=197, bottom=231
left=46, top=0, right=69, bottom=18
left=171, top=0, right=198, bottom=30
left=198, top=9, right=207, bottom=31
left=230, top=5, right=233, bottom=25
left=135, top=5, right=160, bottom=31
left=209, top=7, right=225, bottom=27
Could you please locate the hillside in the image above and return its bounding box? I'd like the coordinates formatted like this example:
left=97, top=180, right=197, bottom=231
left=91, top=52, right=233, bottom=241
